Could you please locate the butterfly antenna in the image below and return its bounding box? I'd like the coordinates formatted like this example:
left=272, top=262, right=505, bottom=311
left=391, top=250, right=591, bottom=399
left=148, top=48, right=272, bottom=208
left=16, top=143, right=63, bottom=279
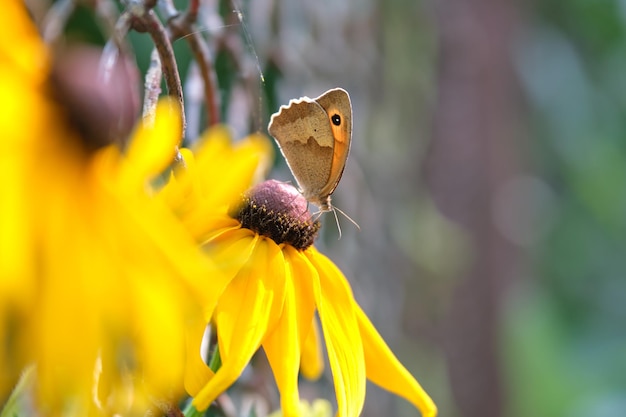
left=331, top=207, right=343, bottom=239
left=334, top=205, right=360, bottom=231
left=311, top=209, right=323, bottom=222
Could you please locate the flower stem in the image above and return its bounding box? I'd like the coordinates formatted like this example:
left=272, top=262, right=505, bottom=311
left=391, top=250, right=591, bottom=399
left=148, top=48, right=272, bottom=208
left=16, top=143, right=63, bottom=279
left=209, top=344, right=222, bottom=372
left=0, top=365, right=35, bottom=417
left=182, top=403, right=205, bottom=417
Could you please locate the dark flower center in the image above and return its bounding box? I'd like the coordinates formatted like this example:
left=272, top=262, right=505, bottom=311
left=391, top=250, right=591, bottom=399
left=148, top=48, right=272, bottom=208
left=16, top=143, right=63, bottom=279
left=232, top=180, right=320, bottom=250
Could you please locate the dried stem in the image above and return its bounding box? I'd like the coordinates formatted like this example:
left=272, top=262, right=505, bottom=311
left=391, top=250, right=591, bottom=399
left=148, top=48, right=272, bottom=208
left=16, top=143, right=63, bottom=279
left=167, top=3, right=221, bottom=127
left=143, top=48, right=163, bottom=124
left=41, top=0, right=75, bottom=43
left=136, top=9, right=186, bottom=135
left=185, top=0, right=201, bottom=22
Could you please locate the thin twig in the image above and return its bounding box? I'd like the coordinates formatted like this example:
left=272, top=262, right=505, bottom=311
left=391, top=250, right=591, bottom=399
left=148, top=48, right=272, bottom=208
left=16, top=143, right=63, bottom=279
left=143, top=48, right=163, bottom=124
left=41, top=0, right=75, bottom=43
left=167, top=4, right=221, bottom=127
left=135, top=9, right=186, bottom=136
left=185, top=0, right=200, bottom=23
left=185, top=32, right=221, bottom=127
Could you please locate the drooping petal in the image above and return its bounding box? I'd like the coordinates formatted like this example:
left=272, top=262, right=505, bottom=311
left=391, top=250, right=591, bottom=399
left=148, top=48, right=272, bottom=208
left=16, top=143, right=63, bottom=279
left=184, top=315, right=215, bottom=397
left=263, top=246, right=318, bottom=417
left=262, top=280, right=300, bottom=417
left=306, top=250, right=366, bottom=417
left=285, top=248, right=319, bottom=343
left=355, top=304, right=437, bottom=417
left=192, top=238, right=287, bottom=411
left=300, top=318, right=324, bottom=380
left=215, top=238, right=287, bottom=360
left=285, top=247, right=323, bottom=380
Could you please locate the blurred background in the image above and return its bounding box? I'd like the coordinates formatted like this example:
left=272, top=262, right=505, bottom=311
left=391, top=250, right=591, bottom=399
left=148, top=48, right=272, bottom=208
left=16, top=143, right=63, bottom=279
left=31, top=0, right=626, bottom=416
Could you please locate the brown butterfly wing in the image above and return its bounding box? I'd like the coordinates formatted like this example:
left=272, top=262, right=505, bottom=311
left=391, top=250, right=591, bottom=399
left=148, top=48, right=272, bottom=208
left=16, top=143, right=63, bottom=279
left=268, top=98, right=335, bottom=203
left=312, top=88, right=352, bottom=198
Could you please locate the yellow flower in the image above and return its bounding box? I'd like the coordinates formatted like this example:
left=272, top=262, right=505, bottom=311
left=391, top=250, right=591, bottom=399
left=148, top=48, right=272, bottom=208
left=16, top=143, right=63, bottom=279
left=0, top=4, right=221, bottom=414
left=268, top=399, right=333, bottom=417
left=169, top=132, right=437, bottom=417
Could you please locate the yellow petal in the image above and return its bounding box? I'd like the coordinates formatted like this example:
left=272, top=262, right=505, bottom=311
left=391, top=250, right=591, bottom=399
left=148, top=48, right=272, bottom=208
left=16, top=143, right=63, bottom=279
left=355, top=305, right=437, bottom=417
left=306, top=250, right=366, bottom=417
left=202, top=228, right=259, bottom=320
left=0, top=154, right=36, bottom=309
left=184, top=316, right=215, bottom=396
left=36, top=170, right=102, bottom=409
left=284, top=247, right=323, bottom=380
left=285, top=248, right=318, bottom=340
left=185, top=214, right=241, bottom=244
left=263, top=286, right=300, bottom=417
left=233, top=133, right=274, bottom=183
left=262, top=247, right=317, bottom=417
left=185, top=153, right=264, bottom=224
left=187, top=126, right=272, bottom=214
left=300, top=318, right=324, bottom=380
left=129, top=269, right=188, bottom=394
left=158, top=148, right=200, bottom=215
left=192, top=238, right=286, bottom=411
left=0, top=0, right=49, bottom=83
left=119, top=98, right=182, bottom=189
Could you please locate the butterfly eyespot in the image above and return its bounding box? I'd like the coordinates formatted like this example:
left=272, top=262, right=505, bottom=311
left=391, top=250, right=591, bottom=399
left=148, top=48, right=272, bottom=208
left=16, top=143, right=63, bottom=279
left=331, top=114, right=341, bottom=126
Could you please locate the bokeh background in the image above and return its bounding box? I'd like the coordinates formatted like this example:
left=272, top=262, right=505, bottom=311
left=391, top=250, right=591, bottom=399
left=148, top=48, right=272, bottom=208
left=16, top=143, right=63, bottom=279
left=31, top=0, right=626, bottom=416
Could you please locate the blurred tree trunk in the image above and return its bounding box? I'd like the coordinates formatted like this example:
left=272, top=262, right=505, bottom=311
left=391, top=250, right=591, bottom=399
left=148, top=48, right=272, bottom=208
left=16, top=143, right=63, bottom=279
left=425, top=1, right=524, bottom=417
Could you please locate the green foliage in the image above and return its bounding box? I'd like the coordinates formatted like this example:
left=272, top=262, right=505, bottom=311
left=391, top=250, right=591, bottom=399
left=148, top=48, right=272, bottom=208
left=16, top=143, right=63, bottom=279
left=506, top=1, right=626, bottom=416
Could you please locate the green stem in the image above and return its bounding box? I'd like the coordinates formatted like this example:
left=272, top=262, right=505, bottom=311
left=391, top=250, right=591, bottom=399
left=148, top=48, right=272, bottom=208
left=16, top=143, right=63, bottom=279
left=208, top=344, right=222, bottom=372
left=183, top=344, right=222, bottom=417
left=0, top=365, right=35, bottom=417
left=182, top=402, right=205, bottom=417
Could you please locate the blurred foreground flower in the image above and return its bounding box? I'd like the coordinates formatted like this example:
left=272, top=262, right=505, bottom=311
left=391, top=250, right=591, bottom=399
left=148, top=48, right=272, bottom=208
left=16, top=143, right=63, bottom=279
left=0, top=4, right=221, bottom=415
left=165, top=131, right=437, bottom=417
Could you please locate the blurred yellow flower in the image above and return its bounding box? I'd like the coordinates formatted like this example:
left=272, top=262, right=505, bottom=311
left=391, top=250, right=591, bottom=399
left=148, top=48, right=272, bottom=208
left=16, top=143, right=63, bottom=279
left=168, top=131, right=437, bottom=417
left=0, top=4, right=221, bottom=415
left=267, top=398, right=333, bottom=417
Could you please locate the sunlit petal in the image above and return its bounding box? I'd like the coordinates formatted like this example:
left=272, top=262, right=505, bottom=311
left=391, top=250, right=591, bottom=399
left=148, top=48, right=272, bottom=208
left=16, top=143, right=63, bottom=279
left=158, top=148, right=200, bottom=217
left=355, top=304, right=437, bottom=417
left=119, top=98, right=182, bottom=190
left=300, top=318, right=324, bottom=380
left=263, top=246, right=317, bottom=417
left=188, top=127, right=272, bottom=216
left=201, top=228, right=259, bottom=319
left=184, top=316, right=215, bottom=397
left=263, top=285, right=300, bottom=417
left=306, top=250, right=366, bottom=417
left=185, top=213, right=241, bottom=244
left=192, top=238, right=286, bottom=411
left=284, top=247, right=323, bottom=380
